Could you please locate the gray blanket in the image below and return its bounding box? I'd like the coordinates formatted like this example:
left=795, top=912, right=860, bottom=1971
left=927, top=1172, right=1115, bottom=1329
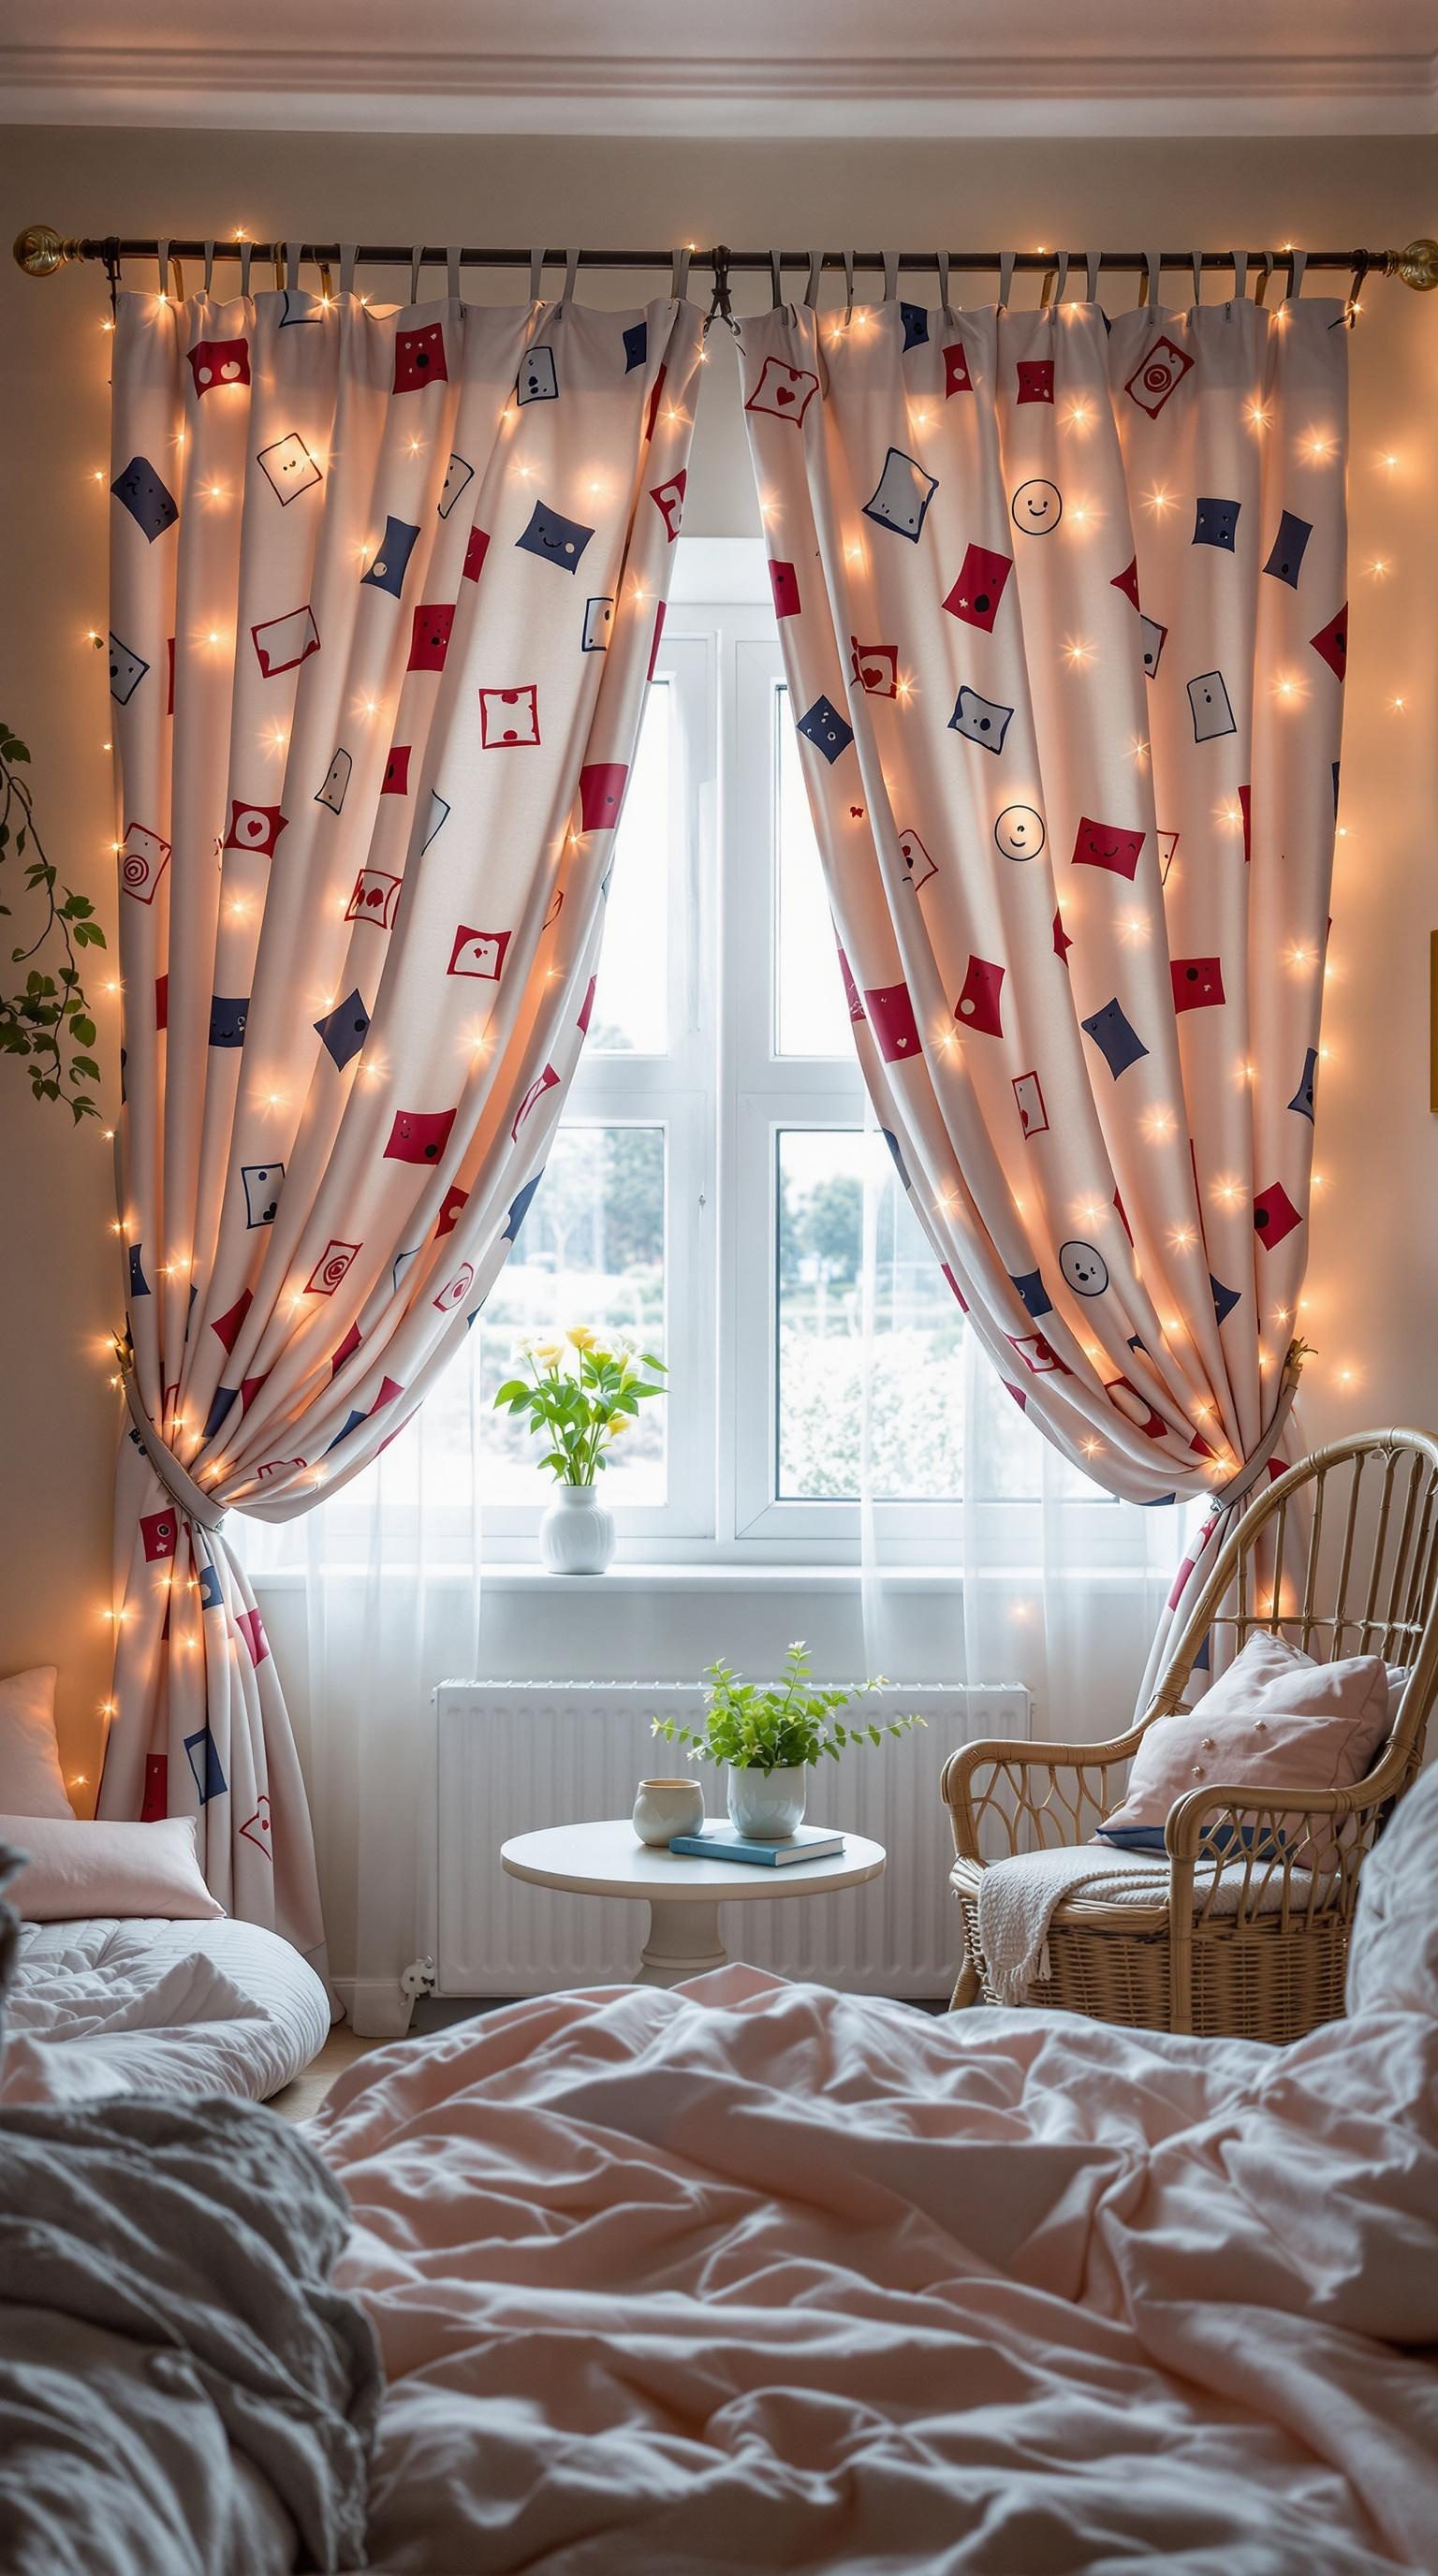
left=0, top=2078, right=381, bottom=2573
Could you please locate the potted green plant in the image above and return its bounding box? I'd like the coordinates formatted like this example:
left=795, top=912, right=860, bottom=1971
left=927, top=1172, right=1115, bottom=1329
left=651, top=1640, right=925, bottom=1839
left=493, top=1326, right=667, bottom=1573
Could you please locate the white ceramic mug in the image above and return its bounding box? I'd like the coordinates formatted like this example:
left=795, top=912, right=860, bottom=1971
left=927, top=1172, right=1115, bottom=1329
left=633, top=1777, right=706, bottom=1846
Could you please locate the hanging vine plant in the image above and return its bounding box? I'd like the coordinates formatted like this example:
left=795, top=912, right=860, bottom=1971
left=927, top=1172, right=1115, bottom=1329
left=0, top=723, right=107, bottom=1121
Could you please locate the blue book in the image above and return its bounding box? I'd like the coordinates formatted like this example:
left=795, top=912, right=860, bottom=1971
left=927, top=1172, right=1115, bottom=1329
left=668, top=1823, right=845, bottom=1867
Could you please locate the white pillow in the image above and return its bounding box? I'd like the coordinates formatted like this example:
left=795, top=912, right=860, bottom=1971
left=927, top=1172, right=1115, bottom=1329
left=0, top=1667, right=73, bottom=1819
left=0, top=1815, right=224, bottom=1922
left=1347, top=1758, right=1438, bottom=2021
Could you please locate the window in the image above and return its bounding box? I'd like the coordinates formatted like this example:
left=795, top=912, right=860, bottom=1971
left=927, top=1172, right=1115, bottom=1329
left=281, top=540, right=1170, bottom=1571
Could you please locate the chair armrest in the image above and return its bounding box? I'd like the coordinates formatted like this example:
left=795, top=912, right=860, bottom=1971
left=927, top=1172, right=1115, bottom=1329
left=941, top=1726, right=1149, bottom=1863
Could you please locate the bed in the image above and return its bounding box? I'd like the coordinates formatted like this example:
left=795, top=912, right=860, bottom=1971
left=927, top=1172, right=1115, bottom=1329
left=0, top=1912, right=330, bottom=2108
left=311, top=1751, right=1438, bottom=2573
left=3, top=1777, right=1435, bottom=2573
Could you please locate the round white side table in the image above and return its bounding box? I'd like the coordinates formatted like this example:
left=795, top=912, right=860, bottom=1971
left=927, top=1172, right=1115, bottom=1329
left=500, top=1818, right=887, bottom=1987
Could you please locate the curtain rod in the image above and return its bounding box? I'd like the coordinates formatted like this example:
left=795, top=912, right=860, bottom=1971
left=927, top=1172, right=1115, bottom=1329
left=13, top=225, right=1438, bottom=298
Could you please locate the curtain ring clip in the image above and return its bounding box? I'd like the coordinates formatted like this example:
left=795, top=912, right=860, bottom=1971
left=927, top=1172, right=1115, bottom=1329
left=705, top=244, right=739, bottom=337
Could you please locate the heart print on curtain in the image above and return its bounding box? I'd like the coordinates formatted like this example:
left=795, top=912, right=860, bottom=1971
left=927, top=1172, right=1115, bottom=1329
left=741, top=276, right=1347, bottom=1669
left=104, top=266, right=702, bottom=1957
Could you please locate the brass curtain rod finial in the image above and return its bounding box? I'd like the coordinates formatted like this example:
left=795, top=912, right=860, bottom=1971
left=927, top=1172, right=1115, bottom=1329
left=13, top=224, right=82, bottom=278
left=1390, top=238, right=1438, bottom=291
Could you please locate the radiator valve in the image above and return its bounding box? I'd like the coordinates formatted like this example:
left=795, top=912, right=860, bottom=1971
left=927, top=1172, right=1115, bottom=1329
left=401, top=1954, right=437, bottom=2001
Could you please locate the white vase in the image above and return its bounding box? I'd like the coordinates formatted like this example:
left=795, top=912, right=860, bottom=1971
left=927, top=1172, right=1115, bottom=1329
left=539, top=1484, right=616, bottom=1574
left=726, top=1763, right=807, bottom=1840
left=632, top=1778, right=706, bottom=1846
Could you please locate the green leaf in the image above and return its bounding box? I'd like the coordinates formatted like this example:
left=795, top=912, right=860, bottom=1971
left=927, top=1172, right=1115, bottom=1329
left=71, top=1017, right=95, bottom=1047
left=71, top=1058, right=100, bottom=1083
left=492, top=1378, right=530, bottom=1408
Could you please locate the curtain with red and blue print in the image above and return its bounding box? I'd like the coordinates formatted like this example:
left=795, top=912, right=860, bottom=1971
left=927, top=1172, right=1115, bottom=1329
left=104, top=274, right=701, bottom=1954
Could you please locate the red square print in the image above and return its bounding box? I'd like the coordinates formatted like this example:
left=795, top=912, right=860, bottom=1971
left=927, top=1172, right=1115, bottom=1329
left=384, top=1107, right=457, bottom=1166
left=408, top=604, right=454, bottom=671
left=769, top=560, right=800, bottom=619
left=955, top=955, right=1005, bottom=1038
left=478, top=684, right=539, bottom=748
left=382, top=746, right=411, bottom=795
left=1170, top=956, right=1225, bottom=1012
left=579, top=762, right=628, bottom=830
left=1016, top=359, right=1054, bottom=404
left=140, top=1508, right=178, bottom=1563
left=864, top=982, right=922, bottom=1063
left=394, top=323, right=448, bottom=393
left=944, top=341, right=973, bottom=396
left=1253, top=1182, right=1302, bottom=1250
left=1072, top=816, right=1146, bottom=880
left=943, top=544, right=1012, bottom=634
left=462, top=527, right=491, bottom=584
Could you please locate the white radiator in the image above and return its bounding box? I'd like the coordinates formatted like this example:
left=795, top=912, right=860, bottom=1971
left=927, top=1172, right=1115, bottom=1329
left=433, top=1680, right=1030, bottom=1999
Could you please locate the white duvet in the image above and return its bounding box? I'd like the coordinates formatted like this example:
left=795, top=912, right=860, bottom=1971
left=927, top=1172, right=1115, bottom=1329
left=1, top=1914, right=330, bottom=2107
left=315, top=1968, right=1438, bottom=2574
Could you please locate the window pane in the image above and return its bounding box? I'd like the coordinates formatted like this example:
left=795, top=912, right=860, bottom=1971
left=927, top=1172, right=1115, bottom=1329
left=588, top=681, right=671, bottom=1054
left=775, top=1129, right=964, bottom=1500
left=775, top=688, right=852, bottom=1059
left=477, top=1125, right=668, bottom=1501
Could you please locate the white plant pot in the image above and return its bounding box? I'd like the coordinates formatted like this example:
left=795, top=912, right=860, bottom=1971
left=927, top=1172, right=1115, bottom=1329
left=632, top=1777, right=706, bottom=1847
left=539, top=1484, right=616, bottom=1575
left=726, top=1763, right=807, bottom=1840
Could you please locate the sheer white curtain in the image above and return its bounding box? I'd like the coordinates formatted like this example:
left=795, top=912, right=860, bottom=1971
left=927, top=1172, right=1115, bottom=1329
left=853, top=1102, right=1184, bottom=1740
left=242, top=1369, right=485, bottom=2033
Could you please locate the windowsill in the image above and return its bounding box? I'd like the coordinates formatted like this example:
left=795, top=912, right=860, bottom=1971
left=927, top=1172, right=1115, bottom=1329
left=249, top=1559, right=1168, bottom=1595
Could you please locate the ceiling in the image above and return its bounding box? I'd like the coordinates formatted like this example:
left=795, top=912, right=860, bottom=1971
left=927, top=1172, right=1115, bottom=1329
left=1, top=0, right=1435, bottom=134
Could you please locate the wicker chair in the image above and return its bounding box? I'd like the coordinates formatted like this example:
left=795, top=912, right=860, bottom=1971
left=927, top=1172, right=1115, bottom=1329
left=944, top=1429, right=1438, bottom=2044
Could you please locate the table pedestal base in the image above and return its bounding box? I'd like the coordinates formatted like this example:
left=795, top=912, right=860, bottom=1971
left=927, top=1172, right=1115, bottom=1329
left=637, top=1898, right=728, bottom=1987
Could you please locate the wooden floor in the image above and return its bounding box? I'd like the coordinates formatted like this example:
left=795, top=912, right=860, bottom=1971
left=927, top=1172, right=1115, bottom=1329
left=268, top=2026, right=388, bottom=2123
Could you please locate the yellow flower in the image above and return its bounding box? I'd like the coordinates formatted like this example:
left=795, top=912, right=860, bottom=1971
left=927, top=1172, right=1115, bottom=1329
left=567, top=1325, right=597, bottom=1351
left=532, top=1339, right=565, bottom=1367
left=606, top=1412, right=629, bottom=1436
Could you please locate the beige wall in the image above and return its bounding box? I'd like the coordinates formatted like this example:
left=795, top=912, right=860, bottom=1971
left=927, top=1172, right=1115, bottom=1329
left=1, top=126, right=1434, bottom=1789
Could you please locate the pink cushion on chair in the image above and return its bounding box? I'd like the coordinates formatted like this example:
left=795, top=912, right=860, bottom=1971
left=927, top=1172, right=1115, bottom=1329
left=1098, top=1633, right=1392, bottom=1851
left=0, top=1667, right=74, bottom=1819
left=0, top=1815, right=225, bottom=1922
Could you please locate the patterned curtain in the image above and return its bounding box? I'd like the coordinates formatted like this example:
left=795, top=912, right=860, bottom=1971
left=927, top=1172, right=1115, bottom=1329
left=104, top=269, right=701, bottom=1955
left=741, top=278, right=1346, bottom=1689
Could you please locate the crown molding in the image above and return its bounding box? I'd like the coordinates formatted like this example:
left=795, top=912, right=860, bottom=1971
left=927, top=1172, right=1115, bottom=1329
left=2, top=43, right=1435, bottom=134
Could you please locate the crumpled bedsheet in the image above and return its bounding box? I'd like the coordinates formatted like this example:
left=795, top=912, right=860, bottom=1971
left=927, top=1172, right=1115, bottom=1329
left=0, top=2090, right=381, bottom=2576
left=1, top=1914, right=330, bottom=2107
left=315, top=1967, right=1438, bottom=2574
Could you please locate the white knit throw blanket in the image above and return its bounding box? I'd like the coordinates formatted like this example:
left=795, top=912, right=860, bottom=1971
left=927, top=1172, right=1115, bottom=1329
left=975, top=1845, right=1172, bottom=2005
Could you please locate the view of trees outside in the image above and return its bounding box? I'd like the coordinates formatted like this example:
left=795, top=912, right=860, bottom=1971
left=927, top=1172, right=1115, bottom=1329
left=476, top=1125, right=668, bottom=1501
left=776, top=1130, right=966, bottom=1499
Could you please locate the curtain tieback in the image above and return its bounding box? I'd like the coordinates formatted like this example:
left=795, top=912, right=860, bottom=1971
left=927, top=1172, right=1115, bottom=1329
left=115, top=1343, right=229, bottom=1535
left=1211, top=1339, right=1307, bottom=1513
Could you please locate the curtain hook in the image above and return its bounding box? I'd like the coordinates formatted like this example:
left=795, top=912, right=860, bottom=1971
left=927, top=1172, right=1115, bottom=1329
left=704, top=244, right=739, bottom=337
left=529, top=246, right=545, bottom=305
left=339, top=242, right=357, bottom=299
left=271, top=240, right=285, bottom=293
left=1344, top=249, right=1372, bottom=327
left=1230, top=250, right=1248, bottom=310
left=670, top=244, right=691, bottom=302
left=318, top=257, right=334, bottom=303
left=409, top=245, right=423, bottom=305
left=1086, top=249, right=1101, bottom=304
left=558, top=247, right=580, bottom=314
left=1253, top=249, right=1275, bottom=307
left=806, top=247, right=823, bottom=307
left=202, top=238, right=215, bottom=297
left=239, top=238, right=253, bottom=299
left=770, top=248, right=785, bottom=310
left=156, top=236, right=170, bottom=300
left=1191, top=250, right=1203, bottom=308
left=998, top=249, right=1015, bottom=311
left=843, top=248, right=856, bottom=324
left=1287, top=247, right=1308, bottom=300
left=1142, top=248, right=1162, bottom=310
left=1052, top=249, right=1070, bottom=311
left=936, top=249, right=950, bottom=312
left=447, top=242, right=462, bottom=302
left=882, top=250, right=899, bottom=303
left=285, top=240, right=301, bottom=299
